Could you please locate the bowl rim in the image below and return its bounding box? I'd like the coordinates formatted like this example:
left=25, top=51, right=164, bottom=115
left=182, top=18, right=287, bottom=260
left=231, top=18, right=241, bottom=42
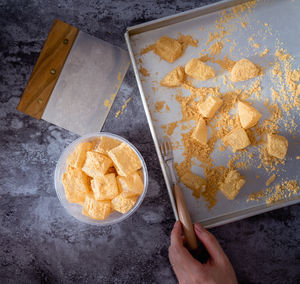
left=54, top=132, right=149, bottom=225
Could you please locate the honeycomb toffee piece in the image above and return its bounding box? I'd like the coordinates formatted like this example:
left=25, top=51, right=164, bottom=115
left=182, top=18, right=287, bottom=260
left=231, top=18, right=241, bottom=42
left=111, top=193, right=138, bottom=214
left=62, top=167, right=90, bottom=205
left=185, top=58, right=215, bottom=81
left=191, top=118, right=207, bottom=144
left=238, top=101, right=262, bottom=129
left=117, top=172, right=144, bottom=197
left=198, top=96, right=223, bottom=118
left=91, top=173, right=119, bottom=201
left=231, top=58, right=260, bottom=82
left=82, top=196, right=111, bottom=220
left=108, top=143, right=142, bottom=176
left=160, top=66, right=185, bottom=88
left=223, top=128, right=250, bottom=152
left=66, top=142, right=93, bottom=168
left=82, top=151, right=113, bottom=178
left=267, top=133, right=288, bottom=159
left=219, top=170, right=245, bottom=200
left=180, top=171, right=206, bottom=192
left=95, top=136, right=121, bottom=155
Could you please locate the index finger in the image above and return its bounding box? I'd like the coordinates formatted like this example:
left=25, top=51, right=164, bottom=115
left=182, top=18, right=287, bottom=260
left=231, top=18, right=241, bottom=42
left=194, top=223, right=227, bottom=263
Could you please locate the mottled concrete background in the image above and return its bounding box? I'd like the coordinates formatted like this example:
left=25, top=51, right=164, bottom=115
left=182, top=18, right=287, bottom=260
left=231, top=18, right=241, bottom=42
left=0, top=0, right=299, bottom=283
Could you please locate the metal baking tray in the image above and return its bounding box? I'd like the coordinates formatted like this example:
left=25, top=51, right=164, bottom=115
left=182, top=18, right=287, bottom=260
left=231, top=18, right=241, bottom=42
left=125, top=0, right=300, bottom=227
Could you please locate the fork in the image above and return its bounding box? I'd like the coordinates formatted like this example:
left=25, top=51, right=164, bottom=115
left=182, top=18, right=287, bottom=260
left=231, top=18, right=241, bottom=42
left=160, top=138, right=198, bottom=250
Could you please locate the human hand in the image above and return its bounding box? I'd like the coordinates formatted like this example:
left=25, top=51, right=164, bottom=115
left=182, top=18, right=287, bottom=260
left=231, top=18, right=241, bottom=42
left=169, top=221, right=238, bottom=284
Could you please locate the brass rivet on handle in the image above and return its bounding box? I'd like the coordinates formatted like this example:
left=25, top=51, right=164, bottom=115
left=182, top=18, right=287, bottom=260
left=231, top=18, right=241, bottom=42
left=50, top=69, right=56, bottom=75
left=63, top=38, right=69, bottom=45
left=37, top=98, right=43, bottom=104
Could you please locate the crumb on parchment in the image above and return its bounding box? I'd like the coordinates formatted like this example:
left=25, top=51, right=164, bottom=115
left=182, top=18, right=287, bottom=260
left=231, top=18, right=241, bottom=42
left=139, top=67, right=150, bottom=77
left=266, top=174, right=276, bottom=186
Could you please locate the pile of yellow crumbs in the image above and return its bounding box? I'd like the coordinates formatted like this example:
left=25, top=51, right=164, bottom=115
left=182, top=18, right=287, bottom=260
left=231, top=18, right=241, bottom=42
left=247, top=180, right=300, bottom=204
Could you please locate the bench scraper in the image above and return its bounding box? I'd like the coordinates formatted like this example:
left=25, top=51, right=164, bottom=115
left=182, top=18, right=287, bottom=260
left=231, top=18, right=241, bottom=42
left=17, top=19, right=130, bottom=135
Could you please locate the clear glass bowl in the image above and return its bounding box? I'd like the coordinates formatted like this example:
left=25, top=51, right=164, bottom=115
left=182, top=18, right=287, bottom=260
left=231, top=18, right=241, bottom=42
left=54, top=132, right=148, bottom=225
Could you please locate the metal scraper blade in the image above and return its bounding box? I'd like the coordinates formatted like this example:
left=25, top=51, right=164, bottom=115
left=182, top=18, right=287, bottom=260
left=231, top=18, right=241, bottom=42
left=42, top=31, right=130, bottom=135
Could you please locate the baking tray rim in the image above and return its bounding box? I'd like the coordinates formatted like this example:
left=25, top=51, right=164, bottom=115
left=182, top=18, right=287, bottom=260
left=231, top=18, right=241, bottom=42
left=124, top=0, right=300, bottom=228
left=126, top=0, right=249, bottom=36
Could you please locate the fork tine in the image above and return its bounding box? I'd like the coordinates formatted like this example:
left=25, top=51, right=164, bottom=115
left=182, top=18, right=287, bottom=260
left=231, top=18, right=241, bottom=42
left=159, top=137, right=173, bottom=159
left=166, top=139, right=171, bottom=153
left=165, top=138, right=171, bottom=154
left=159, top=140, right=166, bottom=156
left=163, top=141, right=167, bottom=155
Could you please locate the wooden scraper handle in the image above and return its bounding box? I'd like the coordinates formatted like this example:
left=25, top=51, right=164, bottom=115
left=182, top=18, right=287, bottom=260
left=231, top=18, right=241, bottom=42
left=17, top=19, right=78, bottom=119
left=173, top=184, right=198, bottom=250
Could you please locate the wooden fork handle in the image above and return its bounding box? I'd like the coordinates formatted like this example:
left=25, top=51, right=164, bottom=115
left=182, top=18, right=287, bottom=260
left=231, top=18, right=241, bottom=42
left=173, top=184, right=198, bottom=250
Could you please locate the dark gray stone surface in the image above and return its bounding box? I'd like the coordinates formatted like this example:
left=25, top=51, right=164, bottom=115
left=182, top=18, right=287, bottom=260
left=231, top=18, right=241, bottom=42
left=0, top=0, right=299, bottom=283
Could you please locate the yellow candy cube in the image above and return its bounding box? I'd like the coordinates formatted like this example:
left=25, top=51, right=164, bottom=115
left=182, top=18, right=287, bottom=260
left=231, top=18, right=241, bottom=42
left=117, top=172, right=144, bottom=197
left=223, top=128, right=250, bottom=152
left=219, top=170, right=245, bottom=200
left=62, top=167, right=90, bottom=205
left=160, top=66, right=185, bottom=88
left=108, top=143, right=142, bottom=176
left=82, top=196, right=111, bottom=220
left=231, top=58, right=260, bottom=82
left=154, top=36, right=182, bottom=63
left=238, top=101, right=262, bottom=129
left=95, top=136, right=121, bottom=155
left=91, top=173, right=119, bottom=201
left=185, top=58, right=215, bottom=81
left=198, top=96, right=223, bottom=118
left=267, top=134, right=288, bottom=159
left=82, top=151, right=113, bottom=178
left=191, top=118, right=207, bottom=144
left=67, top=142, right=93, bottom=168
left=181, top=171, right=206, bottom=192
left=111, top=193, right=137, bottom=214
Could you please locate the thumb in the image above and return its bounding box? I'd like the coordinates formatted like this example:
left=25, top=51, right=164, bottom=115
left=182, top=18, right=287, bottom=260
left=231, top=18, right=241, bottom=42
left=170, top=221, right=183, bottom=247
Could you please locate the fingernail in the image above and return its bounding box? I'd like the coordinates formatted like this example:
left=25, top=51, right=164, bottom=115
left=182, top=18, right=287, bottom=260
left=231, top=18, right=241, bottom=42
left=174, top=221, right=181, bottom=228
left=194, top=223, right=203, bottom=232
